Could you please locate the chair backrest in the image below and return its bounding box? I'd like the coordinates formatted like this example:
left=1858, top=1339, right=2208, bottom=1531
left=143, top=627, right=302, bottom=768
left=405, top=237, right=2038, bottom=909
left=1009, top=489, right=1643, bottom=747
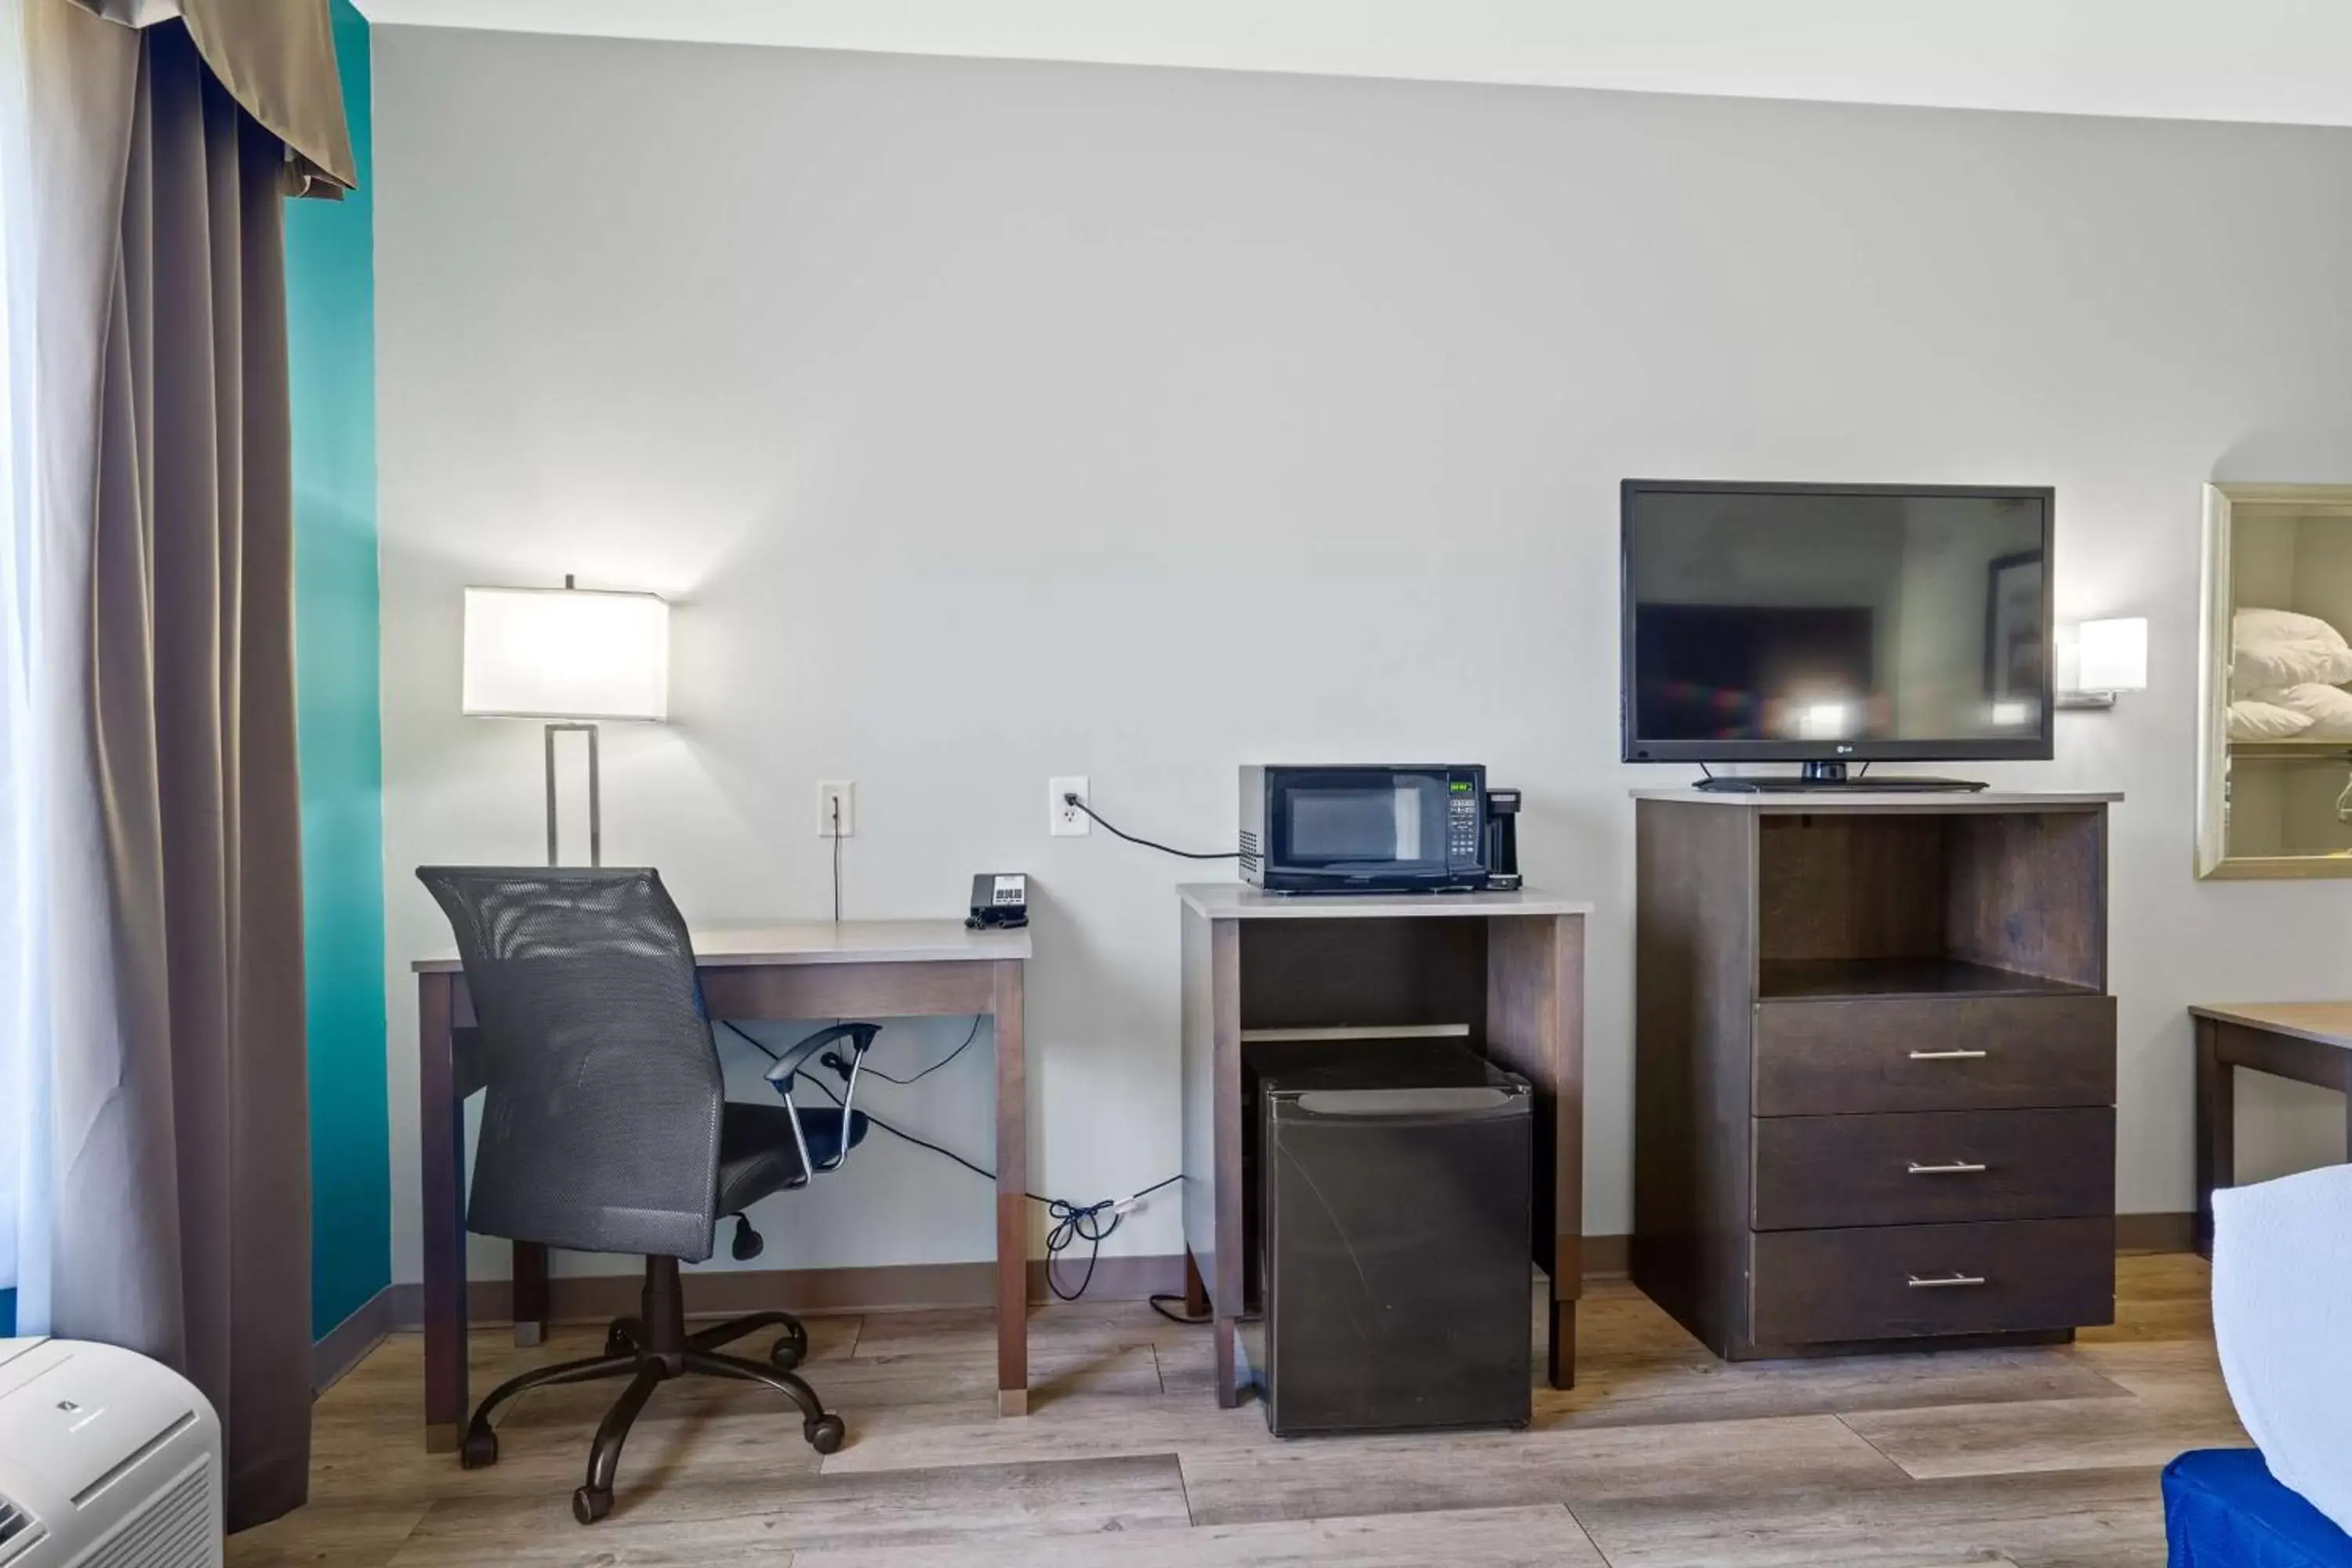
left=416, top=866, right=724, bottom=1261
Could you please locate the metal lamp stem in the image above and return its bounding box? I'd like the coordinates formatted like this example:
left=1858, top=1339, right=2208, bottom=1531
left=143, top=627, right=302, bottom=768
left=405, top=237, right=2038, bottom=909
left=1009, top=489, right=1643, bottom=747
left=543, top=720, right=603, bottom=866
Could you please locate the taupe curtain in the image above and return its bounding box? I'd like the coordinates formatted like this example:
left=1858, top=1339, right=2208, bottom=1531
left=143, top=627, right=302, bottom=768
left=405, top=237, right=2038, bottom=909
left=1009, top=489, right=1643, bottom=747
left=69, top=0, right=355, bottom=195
left=29, top=5, right=323, bottom=1531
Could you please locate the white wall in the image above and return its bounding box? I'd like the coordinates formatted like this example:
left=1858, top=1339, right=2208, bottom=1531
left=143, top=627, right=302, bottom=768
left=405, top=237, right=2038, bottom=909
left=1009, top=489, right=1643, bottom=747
left=375, top=27, right=2352, bottom=1285
left=356, top=0, right=2352, bottom=135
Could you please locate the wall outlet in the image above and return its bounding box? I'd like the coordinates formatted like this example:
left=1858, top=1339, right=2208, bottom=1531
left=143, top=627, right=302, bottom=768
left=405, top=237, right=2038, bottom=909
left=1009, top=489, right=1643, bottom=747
left=818, top=780, right=855, bottom=837
left=1050, top=776, right=1091, bottom=837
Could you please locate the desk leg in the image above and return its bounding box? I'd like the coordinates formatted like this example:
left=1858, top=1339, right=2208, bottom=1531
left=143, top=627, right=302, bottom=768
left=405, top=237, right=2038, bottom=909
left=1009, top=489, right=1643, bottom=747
left=1214, top=1316, right=1238, bottom=1410
left=512, top=1242, right=550, bottom=1348
left=1548, top=1298, right=1577, bottom=1389
left=2194, top=1019, right=2233, bottom=1261
left=1182, top=1249, right=1210, bottom=1319
left=419, top=974, right=470, bottom=1453
left=994, top=960, right=1029, bottom=1417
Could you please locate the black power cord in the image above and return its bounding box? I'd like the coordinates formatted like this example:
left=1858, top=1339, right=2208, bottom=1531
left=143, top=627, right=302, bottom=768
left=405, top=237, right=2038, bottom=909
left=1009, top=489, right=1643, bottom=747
left=829, top=796, right=843, bottom=922
left=718, top=1018, right=1183, bottom=1303
left=826, top=1012, right=984, bottom=1087
left=1147, top=1292, right=1213, bottom=1327
left=1062, top=793, right=1239, bottom=861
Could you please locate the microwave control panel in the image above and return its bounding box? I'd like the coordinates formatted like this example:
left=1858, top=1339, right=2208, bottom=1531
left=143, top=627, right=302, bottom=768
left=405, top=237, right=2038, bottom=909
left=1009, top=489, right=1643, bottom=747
left=1447, top=780, right=1483, bottom=866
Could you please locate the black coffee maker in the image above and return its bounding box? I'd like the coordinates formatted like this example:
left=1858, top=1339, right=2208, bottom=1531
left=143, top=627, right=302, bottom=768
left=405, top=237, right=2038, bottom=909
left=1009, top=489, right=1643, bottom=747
left=1483, top=789, right=1522, bottom=891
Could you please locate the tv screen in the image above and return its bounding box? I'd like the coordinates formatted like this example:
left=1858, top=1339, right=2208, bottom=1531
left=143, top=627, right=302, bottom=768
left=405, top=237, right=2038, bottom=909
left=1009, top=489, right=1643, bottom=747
left=1621, top=481, right=2054, bottom=764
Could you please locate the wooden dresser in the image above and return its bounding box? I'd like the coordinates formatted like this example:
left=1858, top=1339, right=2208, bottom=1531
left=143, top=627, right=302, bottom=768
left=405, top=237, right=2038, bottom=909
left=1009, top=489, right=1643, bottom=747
left=1632, top=790, right=2119, bottom=1360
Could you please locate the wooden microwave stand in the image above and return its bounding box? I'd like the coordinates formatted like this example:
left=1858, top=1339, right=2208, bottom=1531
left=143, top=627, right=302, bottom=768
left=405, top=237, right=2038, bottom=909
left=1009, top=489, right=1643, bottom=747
left=1632, top=792, right=2120, bottom=1360
left=1177, top=884, right=1592, bottom=1406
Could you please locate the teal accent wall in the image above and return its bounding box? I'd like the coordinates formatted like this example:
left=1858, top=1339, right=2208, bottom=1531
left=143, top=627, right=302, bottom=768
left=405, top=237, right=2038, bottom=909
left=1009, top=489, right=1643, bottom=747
left=286, top=0, right=389, bottom=1342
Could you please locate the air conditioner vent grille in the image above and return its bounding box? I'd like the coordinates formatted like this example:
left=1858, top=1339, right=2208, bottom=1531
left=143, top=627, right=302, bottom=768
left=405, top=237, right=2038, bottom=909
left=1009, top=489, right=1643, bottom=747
left=0, top=1492, right=36, bottom=1560
left=83, top=1458, right=214, bottom=1568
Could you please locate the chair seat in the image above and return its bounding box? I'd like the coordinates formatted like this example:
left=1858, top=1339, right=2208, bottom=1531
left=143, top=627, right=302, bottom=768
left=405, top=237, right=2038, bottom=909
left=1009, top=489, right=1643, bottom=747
left=717, top=1102, right=869, bottom=1215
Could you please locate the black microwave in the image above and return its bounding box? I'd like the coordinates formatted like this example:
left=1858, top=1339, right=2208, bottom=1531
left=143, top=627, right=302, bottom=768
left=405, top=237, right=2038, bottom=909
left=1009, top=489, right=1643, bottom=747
left=1240, top=765, right=1489, bottom=893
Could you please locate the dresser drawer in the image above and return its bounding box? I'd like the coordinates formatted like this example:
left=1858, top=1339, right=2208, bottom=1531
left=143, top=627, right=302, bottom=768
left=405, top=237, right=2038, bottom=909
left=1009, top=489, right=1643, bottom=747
left=1751, top=1107, right=2113, bottom=1230
left=1750, top=1218, right=2114, bottom=1348
left=1753, top=996, right=2114, bottom=1116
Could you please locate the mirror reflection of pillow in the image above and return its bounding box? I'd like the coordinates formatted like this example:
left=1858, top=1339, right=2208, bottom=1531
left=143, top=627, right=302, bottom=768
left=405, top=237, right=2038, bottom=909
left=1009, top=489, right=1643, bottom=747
left=2233, top=608, right=2352, bottom=695
left=2233, top=641, right=2352, bottom=695
left=2237, top=607, right=2352, bottom=648
left=2270, top=683, right=2352, bottom=739
left=2230, top=699, right=2318, bottom=741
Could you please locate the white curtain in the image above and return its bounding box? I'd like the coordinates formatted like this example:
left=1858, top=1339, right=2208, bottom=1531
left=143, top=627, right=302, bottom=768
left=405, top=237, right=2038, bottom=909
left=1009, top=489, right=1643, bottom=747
left=0, top=0, right=143, bottom=1337
left=0, top=0, right=48, bottom=1330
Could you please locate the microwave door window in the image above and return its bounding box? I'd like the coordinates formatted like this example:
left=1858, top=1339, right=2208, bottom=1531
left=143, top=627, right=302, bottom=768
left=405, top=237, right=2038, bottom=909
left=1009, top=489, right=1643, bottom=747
left=1394, top=786, right=1424, bottom=862
left=1281, top=776, right=1449, bottom=874
left=1290, top=789, right=1400, bottom=866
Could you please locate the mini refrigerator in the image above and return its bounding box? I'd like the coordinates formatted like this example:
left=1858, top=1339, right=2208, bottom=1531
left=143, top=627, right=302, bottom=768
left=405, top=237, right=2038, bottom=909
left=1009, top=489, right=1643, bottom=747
left=1245, top=1039, right=1533, bottom=1436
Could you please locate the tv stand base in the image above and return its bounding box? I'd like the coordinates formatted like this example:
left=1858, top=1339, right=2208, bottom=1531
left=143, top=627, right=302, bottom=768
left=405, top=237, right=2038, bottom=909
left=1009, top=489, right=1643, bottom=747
left=1694, top=763, right=1989, bottom=794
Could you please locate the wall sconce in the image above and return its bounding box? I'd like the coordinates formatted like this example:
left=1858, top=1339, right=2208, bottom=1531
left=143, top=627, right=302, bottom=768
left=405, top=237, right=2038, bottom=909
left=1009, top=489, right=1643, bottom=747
left=2056, top=617, right=2148, bottom=710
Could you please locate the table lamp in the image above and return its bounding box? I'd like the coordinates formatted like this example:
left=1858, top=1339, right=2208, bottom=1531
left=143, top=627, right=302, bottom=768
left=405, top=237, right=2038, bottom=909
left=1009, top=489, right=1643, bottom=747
left=463, top=576, right=670, bottom=864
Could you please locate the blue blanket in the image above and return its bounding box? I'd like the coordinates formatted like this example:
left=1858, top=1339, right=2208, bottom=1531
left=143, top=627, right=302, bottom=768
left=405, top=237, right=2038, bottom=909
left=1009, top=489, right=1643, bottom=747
left=2168, top=1450, right=2352, bottom=1568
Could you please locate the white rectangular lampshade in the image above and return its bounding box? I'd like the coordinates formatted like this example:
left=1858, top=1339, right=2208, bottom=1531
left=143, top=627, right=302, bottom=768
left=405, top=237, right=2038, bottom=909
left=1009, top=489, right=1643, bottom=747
left=2075, top=616, right=2149, bottom=694
left=463, top=586, right=670, bottom=720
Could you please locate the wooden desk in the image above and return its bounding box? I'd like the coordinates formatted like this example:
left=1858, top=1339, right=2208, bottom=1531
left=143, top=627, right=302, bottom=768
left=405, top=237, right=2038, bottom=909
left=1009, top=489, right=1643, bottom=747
left=412, top=920, right=1033, bottom=1451
left=1176, top=884, right=1592, bottom=1406
left=2191, top=1002, right=2352, bottom=1258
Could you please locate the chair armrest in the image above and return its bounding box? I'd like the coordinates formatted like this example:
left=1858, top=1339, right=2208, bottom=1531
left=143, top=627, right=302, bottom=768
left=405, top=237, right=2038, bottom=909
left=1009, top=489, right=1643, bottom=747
left=763, top=1022, right=881, bottom=1178
left=761, top=1022, right=882, bottom=1093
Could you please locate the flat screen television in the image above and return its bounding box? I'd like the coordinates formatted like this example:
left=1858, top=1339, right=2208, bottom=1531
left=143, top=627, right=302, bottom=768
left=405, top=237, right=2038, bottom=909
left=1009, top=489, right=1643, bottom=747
left=1620, top=481, right=2054, bottom=767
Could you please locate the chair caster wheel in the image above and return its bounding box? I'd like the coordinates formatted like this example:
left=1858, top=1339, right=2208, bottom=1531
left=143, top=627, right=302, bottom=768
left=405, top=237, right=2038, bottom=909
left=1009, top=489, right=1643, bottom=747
left=459, top=1426, right=498, bottom=1469
left=572, top=1485, right=612, bottom=1525
left=769, top=1330, right=807, bottom=1372
left=804, top=1414, right=846, bottom=1454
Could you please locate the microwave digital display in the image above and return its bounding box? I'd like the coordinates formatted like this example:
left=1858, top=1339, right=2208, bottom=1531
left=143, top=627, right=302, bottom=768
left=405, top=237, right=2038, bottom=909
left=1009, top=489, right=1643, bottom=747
left=1240, top=766, right=1489, bottom=894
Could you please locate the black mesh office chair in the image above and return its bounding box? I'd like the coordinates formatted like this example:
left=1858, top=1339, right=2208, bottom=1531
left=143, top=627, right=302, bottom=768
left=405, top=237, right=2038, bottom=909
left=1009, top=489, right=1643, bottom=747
left=416, top=866, right=873, bottom=1524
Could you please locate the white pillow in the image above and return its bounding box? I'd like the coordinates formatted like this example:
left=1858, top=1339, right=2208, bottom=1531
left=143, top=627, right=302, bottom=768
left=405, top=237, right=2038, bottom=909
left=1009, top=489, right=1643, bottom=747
left=2237, top=607, right=2352, bottom=651
left=2213, top=1165, right=2352, bottom=1535
left=2230, top=699, right=2318, bottom=741
left=2271, top=683, right=2352, bottom=739
left=2234, top=641, right=2352, bottom=695
left=2233, top=608, right=2352, bottom=695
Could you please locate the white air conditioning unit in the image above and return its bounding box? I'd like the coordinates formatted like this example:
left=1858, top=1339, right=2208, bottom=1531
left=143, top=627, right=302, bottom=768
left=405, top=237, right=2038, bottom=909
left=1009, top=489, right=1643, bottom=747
left=0, top=1338, right=222, bottom=1568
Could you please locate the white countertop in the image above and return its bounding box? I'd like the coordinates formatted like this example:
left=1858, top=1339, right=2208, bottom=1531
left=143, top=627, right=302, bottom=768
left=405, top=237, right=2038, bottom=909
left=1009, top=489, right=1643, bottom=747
left=1178, top=884, right=1593, bottom=920
left=414, top=918, right=1029, bottom=973
left=1630, top=789, right=2122, bottom=808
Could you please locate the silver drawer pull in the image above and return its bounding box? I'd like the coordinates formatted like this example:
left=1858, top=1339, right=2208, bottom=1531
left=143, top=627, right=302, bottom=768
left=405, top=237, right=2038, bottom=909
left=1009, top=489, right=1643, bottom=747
left=1907, top=1160, right=1988, bottom=1176
left=1907, top=1272, right=1987, bottom=1289
left=1908, top=1048, right=1987, bottom=1061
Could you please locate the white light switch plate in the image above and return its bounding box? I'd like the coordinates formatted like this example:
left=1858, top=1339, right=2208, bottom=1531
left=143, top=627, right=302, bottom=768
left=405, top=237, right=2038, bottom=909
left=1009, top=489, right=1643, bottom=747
left=1050, top=776, right=1090, bottom=836
left=818, top=780, right=855, bottom=837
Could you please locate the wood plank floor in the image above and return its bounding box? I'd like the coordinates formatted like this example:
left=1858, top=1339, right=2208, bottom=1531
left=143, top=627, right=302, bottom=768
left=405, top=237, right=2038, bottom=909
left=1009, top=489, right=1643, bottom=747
left=233, top=1254, right=2233, bottom=1567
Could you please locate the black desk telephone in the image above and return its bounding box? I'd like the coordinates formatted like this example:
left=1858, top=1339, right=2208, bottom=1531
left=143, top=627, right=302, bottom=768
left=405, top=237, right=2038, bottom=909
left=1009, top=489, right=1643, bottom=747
left=966, top=873, right=1029, bottom=930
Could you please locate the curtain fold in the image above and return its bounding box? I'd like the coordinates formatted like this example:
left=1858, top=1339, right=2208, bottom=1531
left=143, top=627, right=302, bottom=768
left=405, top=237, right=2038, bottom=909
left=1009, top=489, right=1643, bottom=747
left=68, top=0, right=354, bottom=196
left=13, top=0, right=318, bottom=1530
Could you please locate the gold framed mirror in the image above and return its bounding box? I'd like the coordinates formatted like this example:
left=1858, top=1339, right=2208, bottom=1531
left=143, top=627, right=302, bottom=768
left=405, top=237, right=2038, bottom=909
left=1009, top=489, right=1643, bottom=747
left=2199, top=482, right=2352, bottom=877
